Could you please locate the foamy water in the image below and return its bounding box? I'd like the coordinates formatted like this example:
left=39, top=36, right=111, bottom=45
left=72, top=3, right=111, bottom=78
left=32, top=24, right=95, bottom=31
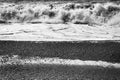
left=0, top=23, right=115, bottom=41
left=0, top=2, right=120, bottom=26
left=0, top=55, right=120, bottom=68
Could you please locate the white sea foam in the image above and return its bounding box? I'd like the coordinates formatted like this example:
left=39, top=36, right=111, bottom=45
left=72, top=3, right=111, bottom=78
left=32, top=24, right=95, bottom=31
left=0, top=2, right=120, bottom=26
left=0, top=55, right=120, bottom=68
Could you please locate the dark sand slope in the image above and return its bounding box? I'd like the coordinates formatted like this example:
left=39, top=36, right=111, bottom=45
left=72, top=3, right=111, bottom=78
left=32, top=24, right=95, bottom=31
left=0, top=41, right=120, bottom=63
left=0, top=64, right=120, bottom=80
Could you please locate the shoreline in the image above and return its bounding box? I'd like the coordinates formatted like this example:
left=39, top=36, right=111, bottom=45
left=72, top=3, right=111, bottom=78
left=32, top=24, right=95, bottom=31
left=0, top=41, right=120, bottom=63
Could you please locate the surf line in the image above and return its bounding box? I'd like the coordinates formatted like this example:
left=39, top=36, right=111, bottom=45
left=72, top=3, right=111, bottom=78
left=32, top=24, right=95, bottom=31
left=0, top=56, right=120, bottom=68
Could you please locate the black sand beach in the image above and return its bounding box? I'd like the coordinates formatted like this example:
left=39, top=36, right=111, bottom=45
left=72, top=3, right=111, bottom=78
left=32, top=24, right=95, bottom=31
left=0, top=63, right=120, bottom=80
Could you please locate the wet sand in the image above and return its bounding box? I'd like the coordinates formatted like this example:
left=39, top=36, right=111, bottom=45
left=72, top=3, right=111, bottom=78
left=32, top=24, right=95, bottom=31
left=0, top=41, right=120, bottom=63
left=0, top=63, right=120, bottom=80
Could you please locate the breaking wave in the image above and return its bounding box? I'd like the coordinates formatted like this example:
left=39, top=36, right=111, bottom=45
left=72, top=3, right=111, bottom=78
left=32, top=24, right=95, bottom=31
left=0, top=2, right=120, bottom=26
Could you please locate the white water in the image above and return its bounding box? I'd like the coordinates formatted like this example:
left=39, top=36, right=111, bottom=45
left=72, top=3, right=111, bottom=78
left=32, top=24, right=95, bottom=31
left=0, top=55, right=120, bottom=68
left=0, top=23, right=116, bottom=41
left=0, top=2, right=120, bottom=26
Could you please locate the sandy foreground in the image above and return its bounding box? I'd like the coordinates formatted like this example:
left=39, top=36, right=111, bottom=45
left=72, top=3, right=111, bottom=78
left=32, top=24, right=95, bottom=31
left=0, top=56, right=120, bottom=80
left=0, top=62, right=120, bottom=80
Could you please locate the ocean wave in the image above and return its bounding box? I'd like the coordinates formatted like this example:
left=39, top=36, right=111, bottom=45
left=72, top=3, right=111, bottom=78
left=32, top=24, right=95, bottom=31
left=0, top=2, right=120, bottom=26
